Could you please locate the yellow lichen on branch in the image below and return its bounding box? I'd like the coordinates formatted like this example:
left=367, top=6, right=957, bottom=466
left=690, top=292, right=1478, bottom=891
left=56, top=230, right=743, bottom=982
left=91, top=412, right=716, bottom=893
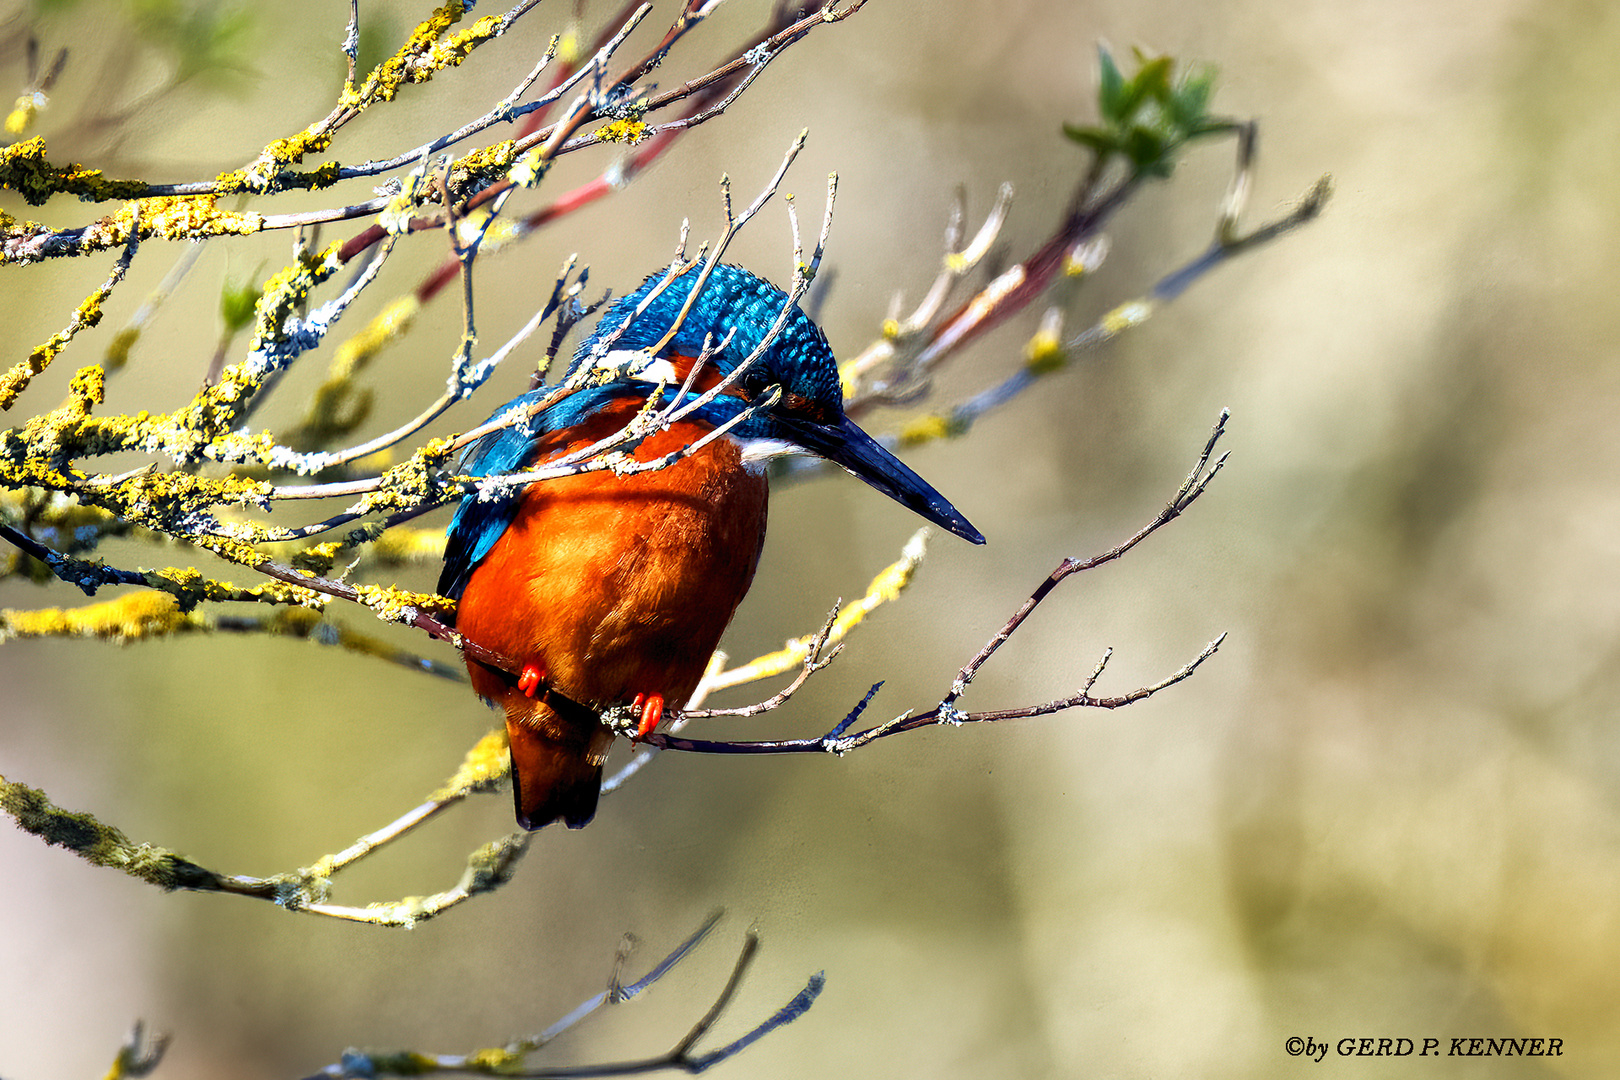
left=0, top=590, right=186, bottom=642
left=0, top=136, right=148, bottom=206
left=452, top=139, right=520, bottom=191
left=594, top=118, right=648, bottom=144
left=341, top=3, right=499, bottom=109
left=219, top=131, right=337, bottom=195
left=132, top=195, right=264, bottom=241
left=213, top=3, right=507, bottom=196
left=0, top=775, right=222, bottom=891
left=5, top=364, right=105, bottom=482
left=0, top=491, right=131, bottom=581
left=896, top=412, right=967, bottom=449
left=349, top=436, right=458, bottom=518
left=353, top=583, right=448, bottom=623
left=0, top=590, right=458, bottom=686
left=428, top=730, right=512, bottom=802
left=0, top=262, right=123, bottom=412
left=0, top=193, right=263, bottom=266
left=251, top=241, right=346, bottom=344
left=142, top=565, right=325, bottom=610
left=708, top=529, right=931, bottom=692
left=24, top=244, right=349, bottom=474
left=106, top=470, right=274, bottom=533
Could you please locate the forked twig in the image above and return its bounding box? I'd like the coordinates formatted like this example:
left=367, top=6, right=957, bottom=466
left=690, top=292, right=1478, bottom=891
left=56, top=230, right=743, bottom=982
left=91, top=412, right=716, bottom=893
left=0, top=732, right=520, bottom=927
left=643, top=411, right=1233, bottom=756
left=938, top=409, right=1231, bottom=712
left=301, top=914, right=824, bottom=1079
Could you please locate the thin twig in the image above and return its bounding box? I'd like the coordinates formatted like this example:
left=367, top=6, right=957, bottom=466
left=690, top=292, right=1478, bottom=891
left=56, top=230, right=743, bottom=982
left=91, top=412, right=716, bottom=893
left=682, top=603, right=842, bottom=718
left=256, top=137, right=826, bottom=520
left=637, top=411, right=1232, bottom=756
left=300, top=916, right=825, bottom=1079
left=938, top=409, right=1230, bottom=711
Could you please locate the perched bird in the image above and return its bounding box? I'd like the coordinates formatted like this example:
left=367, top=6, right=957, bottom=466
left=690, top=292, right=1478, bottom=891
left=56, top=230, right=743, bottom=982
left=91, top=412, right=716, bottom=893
left=438, top=264, right=984, bottom=830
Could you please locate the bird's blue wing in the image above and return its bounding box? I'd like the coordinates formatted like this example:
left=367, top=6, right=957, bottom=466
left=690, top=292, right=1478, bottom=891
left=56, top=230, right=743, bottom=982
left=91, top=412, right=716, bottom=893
left=437, top=388, right=565, bottom=607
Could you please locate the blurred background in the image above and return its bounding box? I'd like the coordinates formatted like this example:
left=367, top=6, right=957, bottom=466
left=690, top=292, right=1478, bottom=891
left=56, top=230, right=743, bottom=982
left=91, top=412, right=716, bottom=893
left=3, top=0, right=1619, bottom=1076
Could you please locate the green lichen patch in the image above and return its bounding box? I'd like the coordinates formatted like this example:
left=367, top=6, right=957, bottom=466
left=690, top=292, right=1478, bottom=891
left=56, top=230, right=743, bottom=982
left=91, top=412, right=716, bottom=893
left=452, top=138, right=518, bottom=191
left=0, top=776, right=222, bottom=891
left=594, top=117, right=648, bottom=144
left=354, top=582, right=443, bottom=623
left=0, top=274, right=117, bottom=412
left=341, top=3, right=493, bottom=109
left=0, top=136, right=149, bottom=206
left=0, top=590, right=186, bottom=642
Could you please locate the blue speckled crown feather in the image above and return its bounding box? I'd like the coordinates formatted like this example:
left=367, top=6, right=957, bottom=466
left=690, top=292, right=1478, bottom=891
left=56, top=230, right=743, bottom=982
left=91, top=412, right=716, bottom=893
left=569, top=263, right=842, bottom=415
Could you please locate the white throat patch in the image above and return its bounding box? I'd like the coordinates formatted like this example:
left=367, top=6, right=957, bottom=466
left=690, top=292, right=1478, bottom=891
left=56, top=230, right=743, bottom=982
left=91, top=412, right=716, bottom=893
left=736, top=438, right=803, bottom=474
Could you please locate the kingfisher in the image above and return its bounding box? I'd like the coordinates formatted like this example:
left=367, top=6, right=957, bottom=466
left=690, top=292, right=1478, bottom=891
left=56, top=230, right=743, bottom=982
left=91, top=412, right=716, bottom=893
left=438, top=263, right=984, bottom=830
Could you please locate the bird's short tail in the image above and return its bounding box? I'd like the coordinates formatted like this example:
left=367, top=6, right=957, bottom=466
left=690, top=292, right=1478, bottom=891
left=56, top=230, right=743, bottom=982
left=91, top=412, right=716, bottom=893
left=506, top=717, right=604, bottom=830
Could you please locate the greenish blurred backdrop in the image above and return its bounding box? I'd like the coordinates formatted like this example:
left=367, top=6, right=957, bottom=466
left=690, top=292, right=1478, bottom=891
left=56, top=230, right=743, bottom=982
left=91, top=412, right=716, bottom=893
left=4, top=0, right=1619, bottom=1077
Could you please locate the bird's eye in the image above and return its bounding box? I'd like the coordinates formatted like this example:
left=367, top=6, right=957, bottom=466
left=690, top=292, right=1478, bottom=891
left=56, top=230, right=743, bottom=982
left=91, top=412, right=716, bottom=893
left=739, top=369, right=771, bottom=398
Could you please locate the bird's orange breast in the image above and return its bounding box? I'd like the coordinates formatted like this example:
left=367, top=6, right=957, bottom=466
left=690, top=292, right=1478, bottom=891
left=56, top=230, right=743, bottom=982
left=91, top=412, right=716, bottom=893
left=455, top=396, right=770, bottom=747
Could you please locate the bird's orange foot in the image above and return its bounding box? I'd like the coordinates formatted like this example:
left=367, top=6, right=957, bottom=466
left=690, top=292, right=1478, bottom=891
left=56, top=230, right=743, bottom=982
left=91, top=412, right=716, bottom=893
left=629, top=692, right=665, bottom=742
left=518, top=663, right=547, bottom=699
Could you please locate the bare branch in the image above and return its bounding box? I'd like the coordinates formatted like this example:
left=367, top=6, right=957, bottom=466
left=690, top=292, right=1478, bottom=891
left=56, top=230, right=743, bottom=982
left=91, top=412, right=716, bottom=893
left=0, top=220, right=139, bottom=409
left=641, top=411, right=1233, bottom=757
left=300, top=916, right=825, bottom=1079
left=938, top=409, right=1231, bottom=711
left=683, top=603, right=843, bottom=719
left=0, top=730, right=522, bottom=927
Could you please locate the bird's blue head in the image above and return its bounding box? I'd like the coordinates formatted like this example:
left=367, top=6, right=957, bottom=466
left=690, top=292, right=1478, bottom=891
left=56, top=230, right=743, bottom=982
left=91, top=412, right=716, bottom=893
left=571, top=264, right=984, bottom=544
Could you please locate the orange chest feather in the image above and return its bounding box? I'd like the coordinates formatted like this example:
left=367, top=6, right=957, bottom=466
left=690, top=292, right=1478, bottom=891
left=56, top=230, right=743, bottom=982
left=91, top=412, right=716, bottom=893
left=455, top=401, right=770, bottom=710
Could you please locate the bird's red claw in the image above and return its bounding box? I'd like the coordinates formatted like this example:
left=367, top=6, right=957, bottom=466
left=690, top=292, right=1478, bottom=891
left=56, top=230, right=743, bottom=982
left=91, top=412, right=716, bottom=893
left=518, top=663, right=547, bottom=698
left=630, top=692, right=665, bottom=741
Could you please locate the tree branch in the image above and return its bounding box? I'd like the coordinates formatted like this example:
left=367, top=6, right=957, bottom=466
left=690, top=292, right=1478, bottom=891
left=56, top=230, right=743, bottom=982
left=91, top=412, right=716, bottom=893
left=643, top=411, right=1232, bottom=756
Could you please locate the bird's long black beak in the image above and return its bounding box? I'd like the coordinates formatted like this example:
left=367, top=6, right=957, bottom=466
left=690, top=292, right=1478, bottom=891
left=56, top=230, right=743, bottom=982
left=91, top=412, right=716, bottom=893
left=780, top=414, right=985, bottom=544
